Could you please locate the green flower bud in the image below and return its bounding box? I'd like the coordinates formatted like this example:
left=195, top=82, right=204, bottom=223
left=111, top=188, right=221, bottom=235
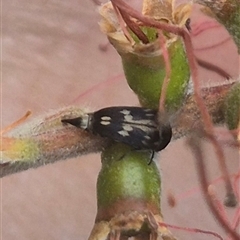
left=224, top=82, right=240, bottom=130
left=96, top=143, right=161, bottom=222
left=121, top=38, right=189, bottom=110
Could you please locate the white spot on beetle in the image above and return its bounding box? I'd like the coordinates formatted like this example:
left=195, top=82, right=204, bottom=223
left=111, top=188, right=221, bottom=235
left=120, top=109, right=131, bottom=115
left=118, top=130, right=130, bottom=137
left=100, top=121, right=111, bottom=125
left=146, top=113, right=154, bottom=117
left=101, top=116, right=111, bottom=121
left=124, top=114, right=133, bottom=122
left=142, top=140, right=148, bottom=146
left=123, top=125, right=133, bottom=132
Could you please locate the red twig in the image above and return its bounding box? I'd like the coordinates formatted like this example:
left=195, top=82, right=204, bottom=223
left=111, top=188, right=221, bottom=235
left=159, top=222, right=224, bottom=240
left=157, top=30, right=171, bottom=113
left=187, top=134, right=240, bottom=240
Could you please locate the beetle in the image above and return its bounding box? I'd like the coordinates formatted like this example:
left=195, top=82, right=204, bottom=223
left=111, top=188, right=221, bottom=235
left=61, top=106, right=172, bottom=152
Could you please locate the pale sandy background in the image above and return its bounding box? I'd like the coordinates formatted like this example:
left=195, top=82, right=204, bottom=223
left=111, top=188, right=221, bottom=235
left=1, top=0, right=239, bottom=240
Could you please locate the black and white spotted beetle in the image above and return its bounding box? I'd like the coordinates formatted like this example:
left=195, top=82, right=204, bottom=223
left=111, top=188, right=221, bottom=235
left=61, top=106, right=172, bottom=152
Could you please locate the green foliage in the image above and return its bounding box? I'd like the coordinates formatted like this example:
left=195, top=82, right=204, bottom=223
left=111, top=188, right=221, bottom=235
left=97, top=143, right=161, bottom=211
left=122, top=38, right=190, bottom=110
left=224, top=82, right=240, bottom=130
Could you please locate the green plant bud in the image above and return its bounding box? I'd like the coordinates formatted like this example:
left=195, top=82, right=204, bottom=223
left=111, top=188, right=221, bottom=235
left=121, top=37, right=190, bottom=110
left=224, top=82, right=240, bottom=130
left=223, top=0, right=240, bottom=51
left=96, top=143, right=161, bottom=222
left=99, top=1, right=190, bottom=111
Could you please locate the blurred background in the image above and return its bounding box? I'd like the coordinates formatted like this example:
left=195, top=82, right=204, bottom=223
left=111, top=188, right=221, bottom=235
left=1, top=0, right=239, bottom=239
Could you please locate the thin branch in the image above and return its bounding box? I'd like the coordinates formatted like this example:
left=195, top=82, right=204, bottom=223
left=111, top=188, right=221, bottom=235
left=159, top=222, right=224, bottom=240
left=0, top=77, right=236, bottom=178
left=196, top=58, right=232, bottom=79
left=187, top=134, right=240, bottom=240
left=158, top=30, right=171, bottom=113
